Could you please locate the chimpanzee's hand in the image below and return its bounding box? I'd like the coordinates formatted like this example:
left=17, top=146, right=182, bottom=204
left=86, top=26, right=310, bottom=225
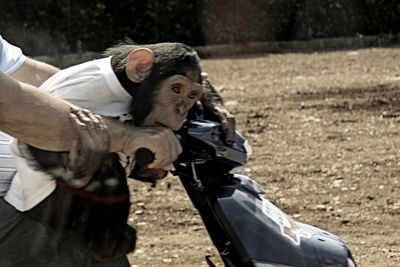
left=200, top=74, right=236, bottom=145
left=67, top=108, right=109, bottom=187
left=207, top=103, right=236, bottom=145
left=120, top=126, right=182, bottom=170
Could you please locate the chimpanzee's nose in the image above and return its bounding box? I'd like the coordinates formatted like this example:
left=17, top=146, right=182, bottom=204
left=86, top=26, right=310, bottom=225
left=175, top=102, right=187, bottom=115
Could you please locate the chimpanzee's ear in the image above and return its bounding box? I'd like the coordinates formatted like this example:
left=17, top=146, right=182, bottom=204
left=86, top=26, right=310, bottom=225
left=126, top=48, right=155, bottom=83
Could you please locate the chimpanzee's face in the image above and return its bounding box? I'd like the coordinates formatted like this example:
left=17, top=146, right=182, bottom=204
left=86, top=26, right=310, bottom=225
left=142, top=72, right=203, bottom=130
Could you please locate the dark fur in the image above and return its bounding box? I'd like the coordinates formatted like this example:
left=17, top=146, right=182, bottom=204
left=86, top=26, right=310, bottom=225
left=201, top=80, right=223, bottom=107
left=105, top=40, right=202, bottom=125
left=26, top=146, right=134, bottom=260
left=187, top=80, right=224, bottom=122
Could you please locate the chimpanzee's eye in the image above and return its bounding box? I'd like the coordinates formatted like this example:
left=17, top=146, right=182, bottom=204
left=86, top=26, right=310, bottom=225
left=188, top=90, right=199, bottom=100
left=171, top=85, right=181, bottom=94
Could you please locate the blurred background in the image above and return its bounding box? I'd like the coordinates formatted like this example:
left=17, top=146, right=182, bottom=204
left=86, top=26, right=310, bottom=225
left=0, top=0, right=399, bottom=56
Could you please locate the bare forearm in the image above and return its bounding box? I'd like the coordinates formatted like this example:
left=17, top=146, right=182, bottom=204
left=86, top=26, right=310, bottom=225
left=0, top=71, right=75, bottom=150
left=0, top=71, right=129, bottom=152
left=9, top=57, right=60, bottom=87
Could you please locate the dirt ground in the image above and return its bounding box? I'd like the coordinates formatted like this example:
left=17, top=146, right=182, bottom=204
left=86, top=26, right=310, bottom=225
left=126, top=46, right=400, bottom=266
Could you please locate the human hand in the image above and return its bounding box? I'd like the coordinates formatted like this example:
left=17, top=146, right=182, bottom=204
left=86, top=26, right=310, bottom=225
left=207, top=103, right=236, bottom=145
left=67, top=108, right=109, bottom=187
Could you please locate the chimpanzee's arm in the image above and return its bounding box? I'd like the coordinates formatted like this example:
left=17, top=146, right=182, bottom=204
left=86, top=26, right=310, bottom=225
left=200, top=80, right=236, bottom=145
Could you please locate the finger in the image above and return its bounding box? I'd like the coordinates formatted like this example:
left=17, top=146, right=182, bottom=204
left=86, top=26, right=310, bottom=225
left=81, top=112, right=108, bottom=142
left=69, top=113, right=97, bottom=149
left=213, top=106, right=236, bottom=145
left=216, top=110, right=230, bottom=136
left=69, top=113, right=94, bottom=145
left=225, top=115, right=237, bottom=144
left=70, top=106, right=81, bottom=115
left=226, top=130, right=236, bottom=145
left=92, top=115, right=109, bottom=136
left=83, top=109, right=100, bottom=125
left=69, top=112, right=86, bottom=129
left=83, top=118, right=108, bottom=144
left=74, top=109, right=94, bottom=125
left=68, top=137, right=80, bottom=171
left=94, top=114, right=107, bottom=130
left=70, top=110, right=109, bottom=149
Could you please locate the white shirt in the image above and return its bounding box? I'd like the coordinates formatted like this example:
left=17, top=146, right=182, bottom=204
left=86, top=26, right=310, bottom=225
left=0, top=35, right=25, bottom=197
left=5, top=57, right=133, bottom=211
left=0, top=34, right=26, bottom=74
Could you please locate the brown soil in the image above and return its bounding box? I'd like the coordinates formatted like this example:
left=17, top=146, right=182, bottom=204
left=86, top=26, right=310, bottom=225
left=127, top=46, right=400, bottom=266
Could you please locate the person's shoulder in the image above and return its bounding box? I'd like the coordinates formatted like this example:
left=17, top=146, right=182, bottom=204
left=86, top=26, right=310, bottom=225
left=0, top=35, right=26, bottom=74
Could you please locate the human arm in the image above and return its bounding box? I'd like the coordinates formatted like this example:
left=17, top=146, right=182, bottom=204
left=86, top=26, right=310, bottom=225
left=1, top=35, right=59, bottom=86
left=199, top=74, right=236, bottom=144
left=9, top=57, right=60, bottom=87
left=0, top=72, right=181, bottom=168
left=0, top=70, right=75, bottom=149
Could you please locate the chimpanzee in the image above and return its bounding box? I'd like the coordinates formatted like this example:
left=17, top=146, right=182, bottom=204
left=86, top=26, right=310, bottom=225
left=7, top=41, right=229, bottom=262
